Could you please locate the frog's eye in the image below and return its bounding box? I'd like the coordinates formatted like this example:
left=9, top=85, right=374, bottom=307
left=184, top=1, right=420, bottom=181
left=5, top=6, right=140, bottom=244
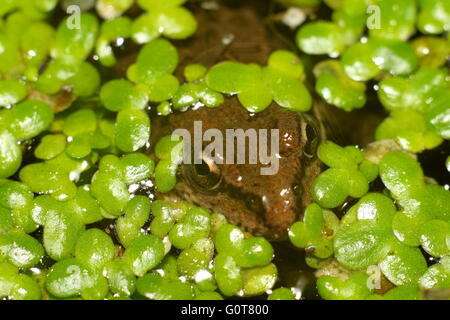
left=183, top=154, right=222, bottom=191
left=303, top=116, right=320, bottom=159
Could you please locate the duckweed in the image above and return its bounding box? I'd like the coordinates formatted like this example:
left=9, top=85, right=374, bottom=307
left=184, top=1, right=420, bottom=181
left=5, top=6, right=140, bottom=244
left=51, top=13, right=99, bottom=63
left=0, top=80, right=27, bottom=107
left=0, top=261, right=41, bottom=300
left=133, top=38, right=179, bottom=85
left=9, top=274, right=42, bottom=300
left=132, top=0, right=197, bottom=43
left=90, top=171, right=130, bottom=216
left=100, top=79, right=149, bottom=112
left=34, top=134, right=66, bottom=160
left=317, top=273, right=372, bottom=300
left=45, top=258, right=90, bottom=298
left=376, top=110, right=443, bottom=153
left=300, top=145, right=450, bottom=299
left=334, top=221, right=394, bottom=270
left=184, top=64, right=207, bottom=83
left=213, top=223, right=277, bottom=297
left=419, top=259, right=450, bottom=290
left=43, top=209, right=84, bottom=261
left=377, top=67, right=448, bottom=113
left=150, top=200, right=191, bottom=238
left=168, top=207, right=211, bottom=250
left=68, top=186, right=103, bottom=225
left=368, top=286, right=421, bottom=300
left=120, top=153, right=154, bottom=184
left=379, top=241, right=428, bottom=286
left=215, top=253, right=243, bottom=297
left=341, top=43, right=380, bottom=82
left=412, top=36, right=450, bottom=68
left=116, top=195, right=151, bottom=247
left=206, top=61, right=262, bottom=95
left=314, top=60, right=366, bottom=111
left=136, top=273, right=194, bottom=300
left=75, top=228, right=115, bottom=270
left=342, top=193, right=397, bottom=228
left=426, top=88, right=450, bottom=140
left=0, top=180, right=33, bottom=210
left=96, top=16, right=132, bottom=66
left=0, top=130, right=22, bottom=179
left=206, top=54, right=311, bottom=113
left=289, top=204, right=338, bottom=259
left=419, top=220, right=450, bottom=258
left=268, top=287, right=296, bottom=300
left=177, top=238, right=216, bottom=291
left=417, top=0, right=450, bottom=35
left=154, top=135, right=183, bottom=192
left=264, top=68, right=312, bottom=112
left=369, top=0, right=416, bottom=41
left=123, top=234, right=165, bottom=276
left=114, top=109, right=150, bottom=152
left=267, top=50, right=305, bottom=80
left=9, top=100, right=54, bottom=140
left=241, top=263, right=277, bottom=296
left=96, top=0, right=133, bottom=19
left=0, top=231, right=44, bottom=268
left=379, top=151, right=424, bottom=200
left=296, top=22, right=345, bottom=57
left=370, top=38, right=419, bottom=76
left=103, top=259, right=136, bottom=297
left=312, top=141, right=371, bottom=208
left=235, top=237, right=274, bottom=268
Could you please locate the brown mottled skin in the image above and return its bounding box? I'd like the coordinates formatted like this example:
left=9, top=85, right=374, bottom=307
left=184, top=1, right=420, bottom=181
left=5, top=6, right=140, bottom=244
left=152, top=98, right=322, bottom=240
left=148, top=0, right=324, bottom=240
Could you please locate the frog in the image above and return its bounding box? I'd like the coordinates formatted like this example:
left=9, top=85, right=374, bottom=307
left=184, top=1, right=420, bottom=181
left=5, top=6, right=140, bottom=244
left=152, top=97, right=323, bottom=240
left=147, top=0, right=327, bottom=241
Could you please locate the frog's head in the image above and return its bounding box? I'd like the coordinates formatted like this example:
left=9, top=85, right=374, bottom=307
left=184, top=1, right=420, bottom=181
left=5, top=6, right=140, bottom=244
left=154, top=98, right=323, bottom=240
left=149, top=0, right=324, bottom=240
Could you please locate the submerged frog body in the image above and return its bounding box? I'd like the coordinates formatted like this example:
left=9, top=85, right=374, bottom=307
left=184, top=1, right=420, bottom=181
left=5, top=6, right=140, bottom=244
left=149, top=1, right=325, bottom=240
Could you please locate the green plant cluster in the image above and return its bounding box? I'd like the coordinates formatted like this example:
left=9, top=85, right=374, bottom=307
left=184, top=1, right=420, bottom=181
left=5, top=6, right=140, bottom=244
left=0, top=0, right=279, bottom=300
left=0, top=0, right=448, bottom=301
left=293, top=0, right=450, bottom=152
left=274, top=0, right=450, bottom=300
left=289, top=144, right=450, bottom=300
